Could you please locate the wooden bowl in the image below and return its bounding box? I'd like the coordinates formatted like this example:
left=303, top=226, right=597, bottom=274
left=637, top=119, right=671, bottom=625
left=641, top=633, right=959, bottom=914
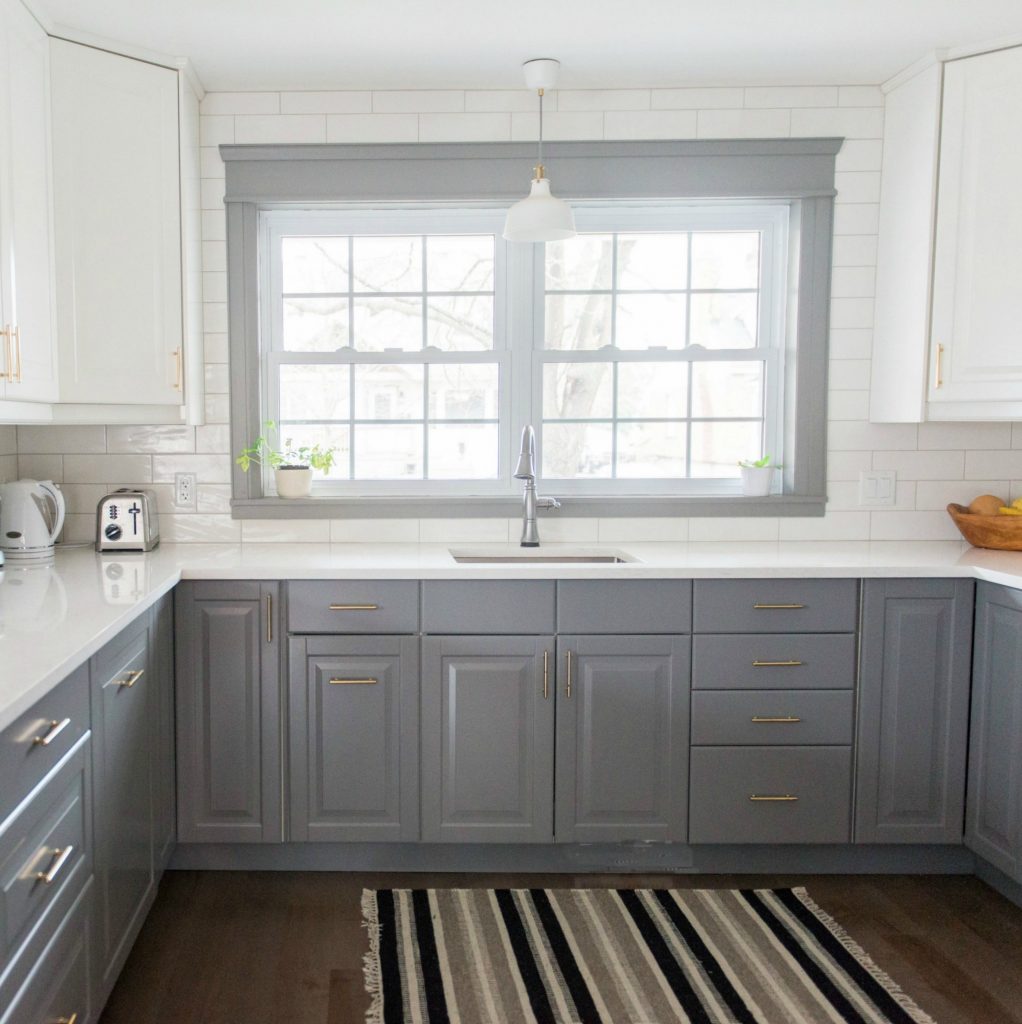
left=947, top=503, right=1022, bottom=550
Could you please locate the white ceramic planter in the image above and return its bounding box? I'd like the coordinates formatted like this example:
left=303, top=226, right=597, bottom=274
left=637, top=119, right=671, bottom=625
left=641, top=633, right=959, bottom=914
left=275, top=466, right=313, bottom=499
left=740, top=465, right=775, bottom=497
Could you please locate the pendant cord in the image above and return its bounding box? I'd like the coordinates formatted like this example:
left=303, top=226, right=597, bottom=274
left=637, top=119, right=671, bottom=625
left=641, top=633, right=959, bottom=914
left=537, top=88, right=544, bottom=178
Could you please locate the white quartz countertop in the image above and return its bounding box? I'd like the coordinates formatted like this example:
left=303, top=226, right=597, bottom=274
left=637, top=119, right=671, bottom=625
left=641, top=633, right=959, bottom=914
left=4, top=538, right=1022, bottom=732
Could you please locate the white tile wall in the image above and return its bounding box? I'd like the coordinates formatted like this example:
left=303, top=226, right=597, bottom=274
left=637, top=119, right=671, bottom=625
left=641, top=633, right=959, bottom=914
left=15, top=83, right=1022, bottom=544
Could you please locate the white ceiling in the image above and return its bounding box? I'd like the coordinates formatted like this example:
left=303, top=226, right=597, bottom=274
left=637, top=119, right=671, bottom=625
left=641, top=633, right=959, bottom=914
left=34, top=0, right=1022, bottom=92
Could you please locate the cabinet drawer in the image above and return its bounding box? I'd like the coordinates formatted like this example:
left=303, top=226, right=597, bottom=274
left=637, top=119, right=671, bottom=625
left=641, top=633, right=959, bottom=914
left=0, top=665, right=89, bottom=823
left=557, top=580, right=692, bottom=634
left=289, top=581, right=419, bottom=634
left=691, top=690, right=854, bottom=746
left=693, top=579, right=858, bottom=633
left=422, top=581, right=555, bottom=634
left=692, top=633, right=856, bottom=690
left=0, top=738, right=90, bottom=966
left=689, top=746, right=851, bottom=843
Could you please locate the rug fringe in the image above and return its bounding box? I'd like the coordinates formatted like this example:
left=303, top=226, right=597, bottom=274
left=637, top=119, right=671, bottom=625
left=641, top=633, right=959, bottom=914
left=361, top=889, right=383, bottom=1024
left=790, top=887, right=938, bottom=1024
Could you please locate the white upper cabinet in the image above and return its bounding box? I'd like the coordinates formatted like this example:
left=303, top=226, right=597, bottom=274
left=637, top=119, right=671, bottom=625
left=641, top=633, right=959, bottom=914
left=49, top=39, right=191, bottom=414
left=0, top=0, right=58, bottom=410
left=871, top=45, right=1022, bottom=422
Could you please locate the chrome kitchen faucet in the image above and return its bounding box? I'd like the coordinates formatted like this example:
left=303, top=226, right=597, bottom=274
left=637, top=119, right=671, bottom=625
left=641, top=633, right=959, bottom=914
left=514, top=425, right=560, bottom=547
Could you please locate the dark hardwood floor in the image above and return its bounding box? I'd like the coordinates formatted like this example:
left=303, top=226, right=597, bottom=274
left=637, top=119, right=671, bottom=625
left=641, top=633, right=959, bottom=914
left=99, top=871, right=1022, bottom=1023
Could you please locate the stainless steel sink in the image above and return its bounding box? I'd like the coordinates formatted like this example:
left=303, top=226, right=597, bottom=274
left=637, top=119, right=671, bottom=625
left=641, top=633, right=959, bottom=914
left=450, top=547, right=636, bottom=564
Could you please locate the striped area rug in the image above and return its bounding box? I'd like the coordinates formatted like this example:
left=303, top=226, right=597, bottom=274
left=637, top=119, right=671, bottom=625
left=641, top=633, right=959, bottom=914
left=362, top=887, right=937, bottom=1024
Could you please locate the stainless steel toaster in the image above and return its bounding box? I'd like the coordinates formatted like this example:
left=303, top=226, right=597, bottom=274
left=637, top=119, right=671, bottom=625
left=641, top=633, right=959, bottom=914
left=96, top=489, right=161, bottom=552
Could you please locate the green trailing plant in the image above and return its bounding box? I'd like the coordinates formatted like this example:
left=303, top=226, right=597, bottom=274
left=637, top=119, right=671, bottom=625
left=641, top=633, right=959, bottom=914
left=737, top=455, right=780, bottom=469
left=236, top=421, right=337, bottom=474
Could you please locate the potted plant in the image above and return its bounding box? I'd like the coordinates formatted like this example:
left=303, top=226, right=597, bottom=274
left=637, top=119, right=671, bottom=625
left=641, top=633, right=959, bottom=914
left=236, top=422, right=337, bottom=499
left=738, top=455, right=779, bottom=497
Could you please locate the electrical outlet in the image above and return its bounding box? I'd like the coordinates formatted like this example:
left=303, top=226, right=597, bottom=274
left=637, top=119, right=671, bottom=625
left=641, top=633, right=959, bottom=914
left=859, top=470, right=897, bottom=507
left=174, top=472, right=196, bottom=509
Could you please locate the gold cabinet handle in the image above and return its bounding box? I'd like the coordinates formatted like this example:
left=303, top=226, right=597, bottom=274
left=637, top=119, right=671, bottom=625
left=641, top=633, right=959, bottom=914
left=329, top=604, right=379, bottom=611
left=0, top=325, right=9, bottom=381
left=565, top=650, right=573, bottom=699
left=329, top=678, right=378, bottom=685
left=751, top=716, right=802, bottom=724
left=749, top=794, right=799, bottom=802
left=752, top=660, right=803, bottom=667
left=36, top=845, right=75, bottom=884
left=172, top=347, right=183, bottom=391
left=266, top=594, right=273, bottom=643
left=753, top=603, right=805, bottom=610
left=33, top=718, right=71, bottom=747
left=935, top=343, right=944, bottom=389
left=118, top=669, right=145, bottom=688
left=50, top=1014, right=78, bottom=1024
left=542, top=650, right=549, bottom=700
left=11, top=325, right=22, bottom=383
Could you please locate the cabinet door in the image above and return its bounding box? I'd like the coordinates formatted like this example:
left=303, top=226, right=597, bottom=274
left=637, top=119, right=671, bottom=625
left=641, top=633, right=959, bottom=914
left=150, top=591, right=176, bottom=872
left=289, top=635, right=419, bottom=842
left=422, top=636, right=554, bottom=843
left=929, top=46, right=1022, bottom=409
left=855, top=579, right=973, bottom=843
left=175, top=581, right=282, bottom=843
left=966, top=583, right=1022, bottom=880
left=556, top=635, right=690, bottom=843
left=91, top=618, right=153, bottom=998
left=50, top=38, right=183, bottom=406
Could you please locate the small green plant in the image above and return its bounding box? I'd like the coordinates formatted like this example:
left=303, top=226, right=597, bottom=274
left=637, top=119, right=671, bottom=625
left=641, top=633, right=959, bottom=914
left=236, top=421, right=337, bottom=474
left=737, top=455, right=779, bottom=469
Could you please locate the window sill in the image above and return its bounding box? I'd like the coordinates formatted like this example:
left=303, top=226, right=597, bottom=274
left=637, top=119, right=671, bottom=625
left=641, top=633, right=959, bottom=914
left=230, top=494, right=827, bottom=520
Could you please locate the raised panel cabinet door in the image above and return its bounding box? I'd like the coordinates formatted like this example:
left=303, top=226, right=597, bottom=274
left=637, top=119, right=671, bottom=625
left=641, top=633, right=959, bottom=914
left=150, top=591, right=176, bottom=872
left=855, top=579, right=973, bottom=844
left=50, top=38, right=183, bottom=405
left=289, top=636, right=419, bottom=842
left=966, top=583, right=1022, bottom=880
left=556, top=635, right=690, bottom=843
left=422, top=636, right=555, bottom=843
left=175, top=581, right=282, bottom=843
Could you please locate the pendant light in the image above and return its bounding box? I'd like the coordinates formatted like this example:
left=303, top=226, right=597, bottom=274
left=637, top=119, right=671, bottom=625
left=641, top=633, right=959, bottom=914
left=503, top=58, right=577, bottom=243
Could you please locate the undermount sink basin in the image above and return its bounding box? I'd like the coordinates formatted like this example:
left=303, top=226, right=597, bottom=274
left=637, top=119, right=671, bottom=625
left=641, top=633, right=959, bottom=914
left=450, top=547, right=636, bottom=564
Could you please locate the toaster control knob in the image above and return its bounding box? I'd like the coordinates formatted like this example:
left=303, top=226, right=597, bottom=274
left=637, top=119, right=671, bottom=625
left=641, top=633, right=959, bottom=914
left=104, top=524, right=123, bottom=541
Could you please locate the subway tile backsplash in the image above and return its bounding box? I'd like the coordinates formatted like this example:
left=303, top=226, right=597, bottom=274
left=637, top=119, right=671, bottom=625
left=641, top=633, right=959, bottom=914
left=12, top=84, right=1022, bottom=544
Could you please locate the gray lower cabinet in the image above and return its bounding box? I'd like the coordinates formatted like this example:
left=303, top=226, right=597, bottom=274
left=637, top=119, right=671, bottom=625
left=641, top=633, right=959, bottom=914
left=965, top=582, right=1022, bottom=882
left=422, top=635, right=555, bottom=843
left=176, top=580, right=282, bottom=843
left=289, top=635, right=419, bottom=842
left=555, top=635, right=690, bottom=843
left=150, top=591, right=176, bottom=871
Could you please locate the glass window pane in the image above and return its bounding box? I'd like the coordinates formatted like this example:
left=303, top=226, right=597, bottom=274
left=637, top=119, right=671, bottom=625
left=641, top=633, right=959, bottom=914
left=353, top=424, right=423, bottom=479
left=426, top=296, right=494, bottom=351
left=617, top=362, right=688, bottom=418
left=690, top=420, right=763, bottom=478
left=616, top=234, right=688, bottom=290
left=426, top=235, right=494, bottom=292
left=428, top=424, right=499, bottom=479
left=542, top=422, right=613, bottom=479
left=690, top=232, right=760, bottom=289
left=616, top=293, right=687, bottom=349
left=279, top=364, right=350, bottom=421
left=282, top=237, right=349, bottom=294
left=542, top=362, right=613, bottom=420
left=544, top=293, right=613, bottom=350
left=689, top=292, right=758, bottom=349
left=283, top=297, right=349, bottom=351
left=428, top=364, right=499, bottom=419
left=352, top=236, right=422, bottom=293
left=545, top=234, right=613, bottom=291
left=617, top=421, right=687, bottom=478
left=691, top=361, right=764, bottom=419
left=352, top=297, right=422, bottom=351
left=275, top=424, right=350, bottom=480
left=353, top=364, right=424, bottom=420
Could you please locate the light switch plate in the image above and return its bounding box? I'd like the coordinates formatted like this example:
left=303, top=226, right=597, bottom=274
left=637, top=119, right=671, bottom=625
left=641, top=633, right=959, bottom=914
left=859, top=470, right=897, bottom=507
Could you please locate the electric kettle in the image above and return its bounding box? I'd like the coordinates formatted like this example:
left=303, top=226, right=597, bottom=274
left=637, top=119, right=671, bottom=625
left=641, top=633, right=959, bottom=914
left=0, top=479, right=66, bottom=560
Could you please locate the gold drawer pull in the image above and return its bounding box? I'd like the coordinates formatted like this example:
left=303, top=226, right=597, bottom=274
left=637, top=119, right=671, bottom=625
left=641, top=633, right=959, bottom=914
left=36, top=845, right=75, bottom=884
left=119, top=669, right=145, bottom=688
left=50, top=1015, right=78, bottom=1024
left=33, top=718, right=71, bottom=747
left=752, top=660, right=803, bottom=667
left=329, top=604, right=379, bottom=611
left=751, top=716, right=802, bottom=724
left=12, top=325, right=22, bottom=383
left=753, top=603, right=805, bottom=610
left=329, top=678, right=378, bottom=685
left=749, top=794, right=799, bottom=802
left=172, top=347, right=183, bottom=391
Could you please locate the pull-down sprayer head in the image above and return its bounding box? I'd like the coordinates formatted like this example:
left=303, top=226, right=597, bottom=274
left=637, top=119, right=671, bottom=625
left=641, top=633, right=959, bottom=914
left=514, top=424, right=537, bottom=480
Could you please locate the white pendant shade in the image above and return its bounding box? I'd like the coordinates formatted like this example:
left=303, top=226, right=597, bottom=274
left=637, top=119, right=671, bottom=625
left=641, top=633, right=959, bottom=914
left=503, top=177, right=576, bottom=242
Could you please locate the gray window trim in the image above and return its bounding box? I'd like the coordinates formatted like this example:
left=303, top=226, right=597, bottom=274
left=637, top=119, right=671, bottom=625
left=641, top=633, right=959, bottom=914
left=222, top=138, right=840, bottom=519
